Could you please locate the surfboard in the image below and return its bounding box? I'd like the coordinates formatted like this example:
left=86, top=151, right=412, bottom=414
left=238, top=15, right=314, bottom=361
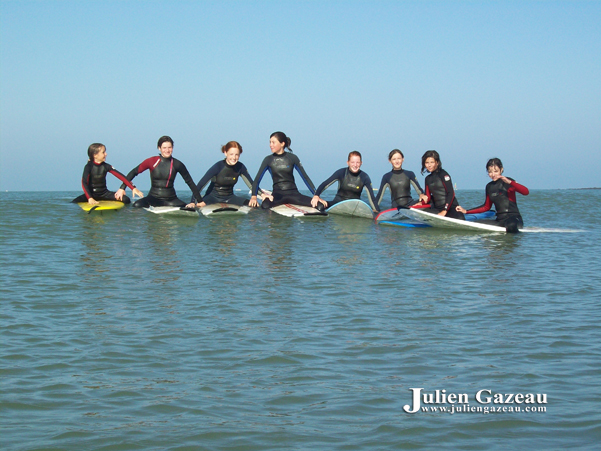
left=270, top=204, right=328, bottom=217
left=379, top=220, right=430, bottom=228
left=144, top=206, right=199, bottom=216
left=200, top=203, right=251, bottom=216
left=77, top=201, right=125, bottom=212
left=326, top=199, right=374, bottom=219
left=402, top=207, right=518, bottom=232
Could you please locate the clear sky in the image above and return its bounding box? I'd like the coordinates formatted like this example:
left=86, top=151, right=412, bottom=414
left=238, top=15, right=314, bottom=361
left=1, top=0, right=599, bottom=192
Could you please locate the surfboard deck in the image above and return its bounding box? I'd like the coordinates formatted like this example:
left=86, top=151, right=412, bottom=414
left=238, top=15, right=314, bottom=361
left=403, top=208, right=515, bottom=232
left=200, top=203, right=251, bottom=216
left=144, top=206, right=200, bottom=216
left=326, top=199, right=374, bottom=219
left=77, top=201, right=125, bottom=212
left=270, top=204, right=328, bottom=218
left=376, top=208, right=496, bottom=225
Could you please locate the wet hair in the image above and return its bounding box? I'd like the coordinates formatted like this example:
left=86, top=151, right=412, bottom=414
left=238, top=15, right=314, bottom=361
left=87, top=143, right=105, bottom=161
left=157, top=135, right=174, bottom=148
left=270, top=131, right=292, bottom=152
left=222, top=141, right=243, bottom=154
left=486, top=158, right=503, bottom=171
left=421, top=150, right=441, bottom=174
left=348, top=151, right=362, bottom=161
left=388, top=149, right=404, bottom=160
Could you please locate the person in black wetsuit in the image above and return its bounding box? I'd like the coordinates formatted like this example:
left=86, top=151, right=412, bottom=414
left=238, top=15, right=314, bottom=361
left=249, top=131, right=326, bottom=210
left=123, top=136, right=203, bottom=209
left=456, top=158, right=529, bottom=232
left=311, top=151, right=380, bottom=212
left=376, top=149, right=428, bottom=208
left=72, top=143, right=144, bottom=205
left=191, top=141, right=266, bottom=207
left=414, top=150, right=465, bottom=220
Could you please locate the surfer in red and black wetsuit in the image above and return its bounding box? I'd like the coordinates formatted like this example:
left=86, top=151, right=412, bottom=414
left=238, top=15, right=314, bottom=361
left=456, top=158, right=529, bottom=232
left=249, top=131, right=326, bottom=210
left=123, top=136, right=203, bottom=209
left=72, top=143, right=143, bottom=205
left=311, top=151, right=380, bottom=212
left=414, top=150, right=465, bottom=220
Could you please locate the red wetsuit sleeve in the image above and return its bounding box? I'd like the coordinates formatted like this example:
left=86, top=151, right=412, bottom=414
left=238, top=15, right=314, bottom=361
left=81, top=163, right=93, bottom=199
left=109, top=167, right=135, bottom=189
left=466, top=195, right=493, bottom=214
left=510, top=180, right=529, bottom=196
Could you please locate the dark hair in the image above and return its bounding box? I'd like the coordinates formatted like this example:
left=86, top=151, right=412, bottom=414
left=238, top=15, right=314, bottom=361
left=421, top=150, right=441, bottom=174
left=157, top=136, right=174, bottom=148
left=87, top=143, right=105, bottom=161
left=388, top=149, right=404, bottom=160
left=222, top=141, right=243, bottom=154
left=270, top=131, right=292, bottom=152
left=348, top=151, right=362, bottom=161
left=486, top=158, right=503, bottom=171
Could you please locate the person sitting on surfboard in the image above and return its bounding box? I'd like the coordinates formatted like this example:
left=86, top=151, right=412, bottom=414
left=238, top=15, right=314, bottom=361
left=122, top=136, right=203, bottom=209
left=249, top=132, right=326, bottom=210
left=414, top=150, right=465, bottom=220
left=311, top=151, right=380, bottom=212
left=456, top=157, right=529, bottom=231
left=191, top=141, right=267, bottom=207
left=72, top=143, right=143, bottom=205
left=376, top=149, right=428, bottom=208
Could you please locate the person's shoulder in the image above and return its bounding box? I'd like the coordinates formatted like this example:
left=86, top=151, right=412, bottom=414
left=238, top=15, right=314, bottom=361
left=404, top=169, right=417, bottom=177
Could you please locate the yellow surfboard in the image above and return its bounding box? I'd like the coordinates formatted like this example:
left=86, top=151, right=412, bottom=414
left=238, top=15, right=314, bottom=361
left=77, top=201, right=125, bottom=212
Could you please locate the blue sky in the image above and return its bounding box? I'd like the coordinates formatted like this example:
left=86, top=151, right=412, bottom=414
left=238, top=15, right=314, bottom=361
left=1, top=0, right=599, bottom=192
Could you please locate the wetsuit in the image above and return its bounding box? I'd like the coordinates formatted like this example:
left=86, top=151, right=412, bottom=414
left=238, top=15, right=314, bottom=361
left=251, top=152, right=317, bottom=209
left=122, top=155, right=202, bottom=208
left=72, top=161, right=135, bottom=204
left=465, top=178, right=529, bottom=227
left=376, top=169, right=424, bottom=208
left=190, top=160, right=256, bottom=206
left=315, top=167, right=380, bottom=211
left=417, top=168, right=464, bottom=220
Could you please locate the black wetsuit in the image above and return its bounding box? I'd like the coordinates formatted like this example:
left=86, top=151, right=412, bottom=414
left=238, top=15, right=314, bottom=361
left=466, top=178, right=529, bottom=227
left=376, top=169, right=424, bottom=208
left=251, top=152, right=317, bottom=209
left=192, top=160, right=256, bottom=206
left=421, top=168, right=464, bottom=220
left=72, top=161, right=135, bottom=204
left=122, top=155, right=202, bottom=208
left=315, top=167, right=380, bottom=211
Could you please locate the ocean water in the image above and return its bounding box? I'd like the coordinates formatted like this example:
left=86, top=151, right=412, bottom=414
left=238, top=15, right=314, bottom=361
left=1, top=189, right=600, bottom=450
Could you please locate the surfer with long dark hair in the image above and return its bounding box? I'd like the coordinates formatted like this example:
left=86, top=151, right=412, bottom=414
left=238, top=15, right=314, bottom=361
left=414, top=150, right=464, bottom=220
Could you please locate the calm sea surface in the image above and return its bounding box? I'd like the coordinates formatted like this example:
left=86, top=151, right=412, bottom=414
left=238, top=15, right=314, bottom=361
left=1, top=190, right=600, bottom=450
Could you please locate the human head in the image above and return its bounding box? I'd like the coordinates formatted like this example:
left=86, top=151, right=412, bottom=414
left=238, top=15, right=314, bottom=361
left=421, top=150, right=441, bottom=174
left=270, top=131, right=292, bottom=153
left=347, top=151, right=362, bottom=172
left=87, top=143, right=106, bottom=161
left=157, top=136, right=174, bottom=158
left=222, top=141, right=243, bottom=165
left=486, top=157, right=504, bottom=181
left=157, top=135, right=174, bottom=149
left=388, top=149, right=404, bottom=170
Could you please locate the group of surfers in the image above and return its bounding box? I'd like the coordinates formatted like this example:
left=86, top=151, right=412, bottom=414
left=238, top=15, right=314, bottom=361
left=73, top=131, right=530, bottom=229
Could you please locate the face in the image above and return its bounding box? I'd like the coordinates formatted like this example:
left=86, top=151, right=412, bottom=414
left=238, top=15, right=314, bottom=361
left=487, top=165, right=503, bottom=181
left=269, top=137, right=285, bottom=154
left=347, top=155, right=362, bottom=172
left=224, top=147, right=241, bottom=165
left=94, top=147, right=107, bottom=164
left=159, top=142, right=173, bottom=158
left=424, top=157, right=439, bottom=173
left=390, top=152, right=404, bottom=170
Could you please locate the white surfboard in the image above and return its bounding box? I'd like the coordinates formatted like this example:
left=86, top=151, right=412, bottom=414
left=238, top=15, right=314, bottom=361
left=144, top=206, right=200, bottom=216
left=326, top=199, right=374, bottom=219
left=270, top=204, right=327, bottom=218
left=200, top=203, right=251, bottom=216
left=403, top=207, right=513, bottom=232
